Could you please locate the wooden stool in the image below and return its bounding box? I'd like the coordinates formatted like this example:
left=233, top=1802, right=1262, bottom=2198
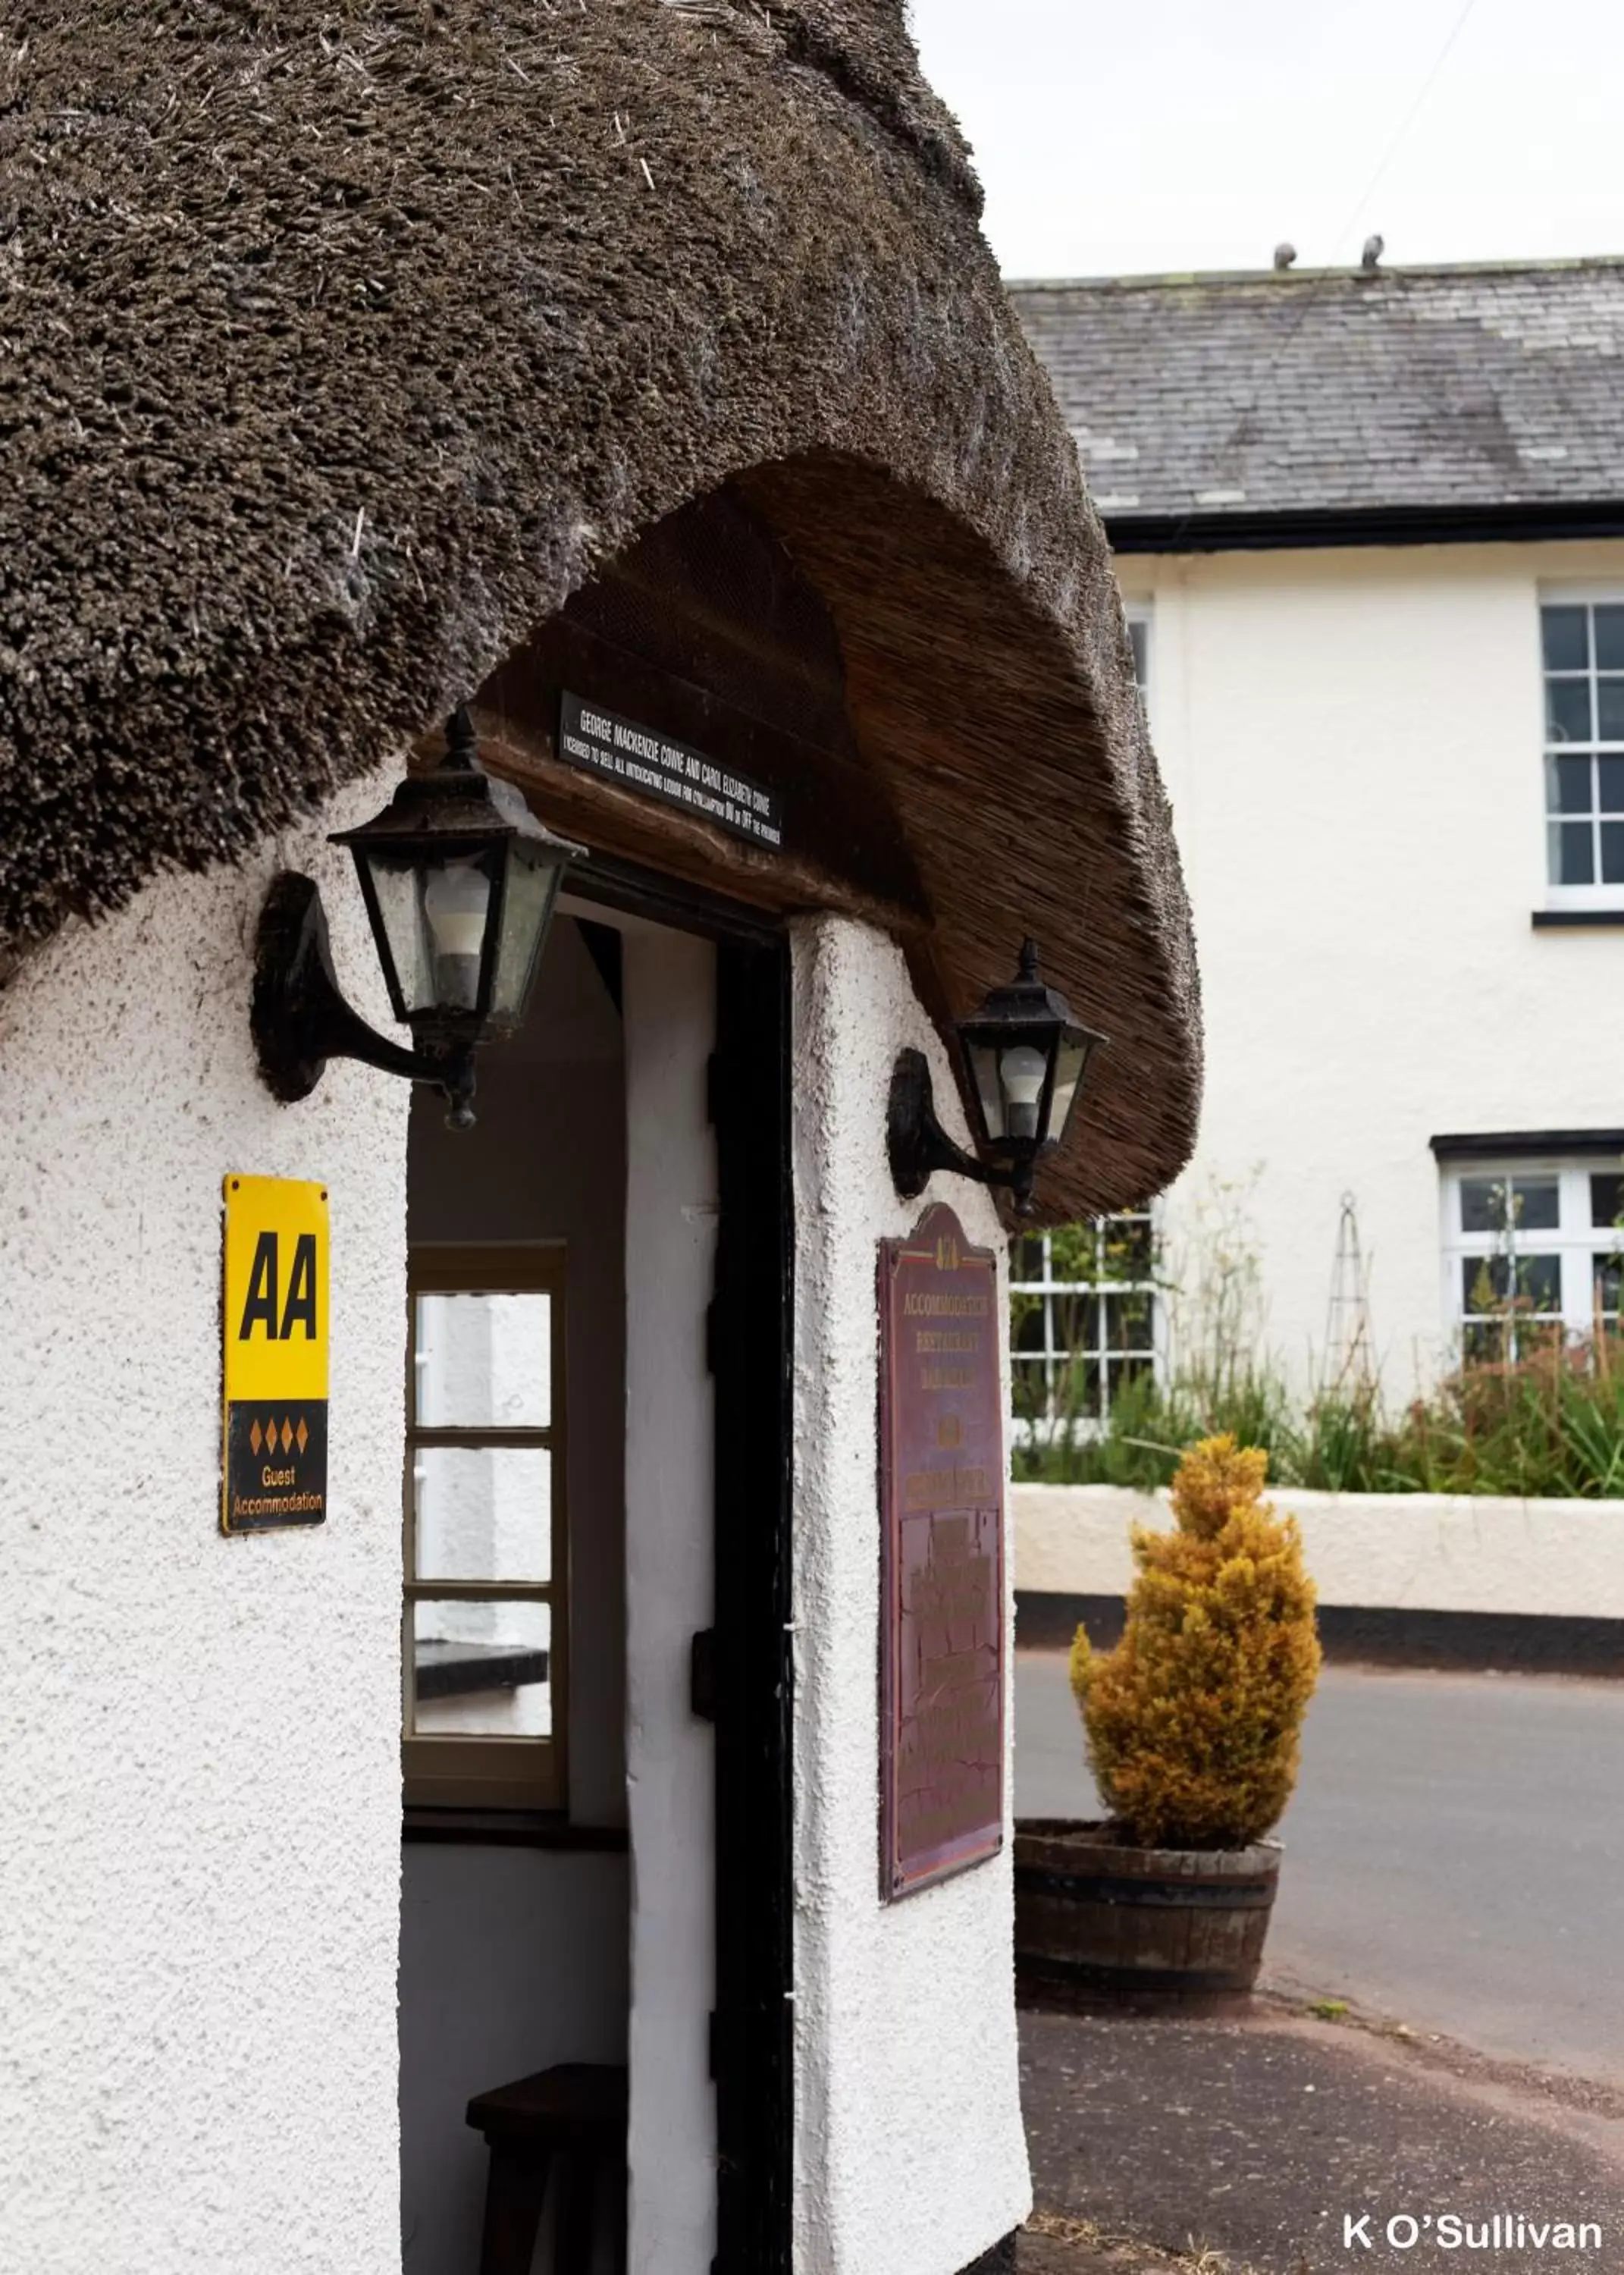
left=466, top=2063, right=629, bottom=2275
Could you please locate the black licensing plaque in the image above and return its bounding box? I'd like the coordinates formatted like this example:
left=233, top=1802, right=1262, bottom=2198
left=559, top=691, right=782, bottom=851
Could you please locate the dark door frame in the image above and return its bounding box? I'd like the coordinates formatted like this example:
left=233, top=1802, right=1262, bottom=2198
left=571, top=856, right=795, bottom=2275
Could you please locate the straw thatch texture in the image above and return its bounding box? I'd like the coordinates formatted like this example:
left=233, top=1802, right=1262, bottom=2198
left=0, top=0, right=1200, bottom=1208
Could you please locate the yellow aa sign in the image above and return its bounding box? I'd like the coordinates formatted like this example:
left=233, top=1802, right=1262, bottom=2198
left=221, top=1175, right=330, bottom=1533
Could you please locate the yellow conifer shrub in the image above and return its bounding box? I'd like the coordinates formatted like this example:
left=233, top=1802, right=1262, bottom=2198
left=1070, top=1436, right=1321, bottom=1850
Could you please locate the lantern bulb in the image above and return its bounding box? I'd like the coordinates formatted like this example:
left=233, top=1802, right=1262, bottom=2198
left=999, top=1042, right=1049, bottom=1141
left=423, top=860, right=491, bottom=1012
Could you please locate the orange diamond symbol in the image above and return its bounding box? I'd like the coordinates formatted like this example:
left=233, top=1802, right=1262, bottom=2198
left=249, top=1419, right=262, bottom=1455
left=296, top=1416, right=309, bottom=1455
left=281, top=1418, right=295, bottom=1454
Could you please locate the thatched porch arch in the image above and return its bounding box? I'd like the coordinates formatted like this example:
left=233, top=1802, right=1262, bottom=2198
left=473, top=450, right=1196, bottom=1219
left=0, top=0, right=1201, bottom=1215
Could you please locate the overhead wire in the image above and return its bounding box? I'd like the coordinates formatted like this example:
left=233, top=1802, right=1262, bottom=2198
left=1155, top=0, right=1483, bottom=552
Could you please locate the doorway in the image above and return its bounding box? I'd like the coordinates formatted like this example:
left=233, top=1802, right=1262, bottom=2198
left=397, top=889, right=792, bottom=2275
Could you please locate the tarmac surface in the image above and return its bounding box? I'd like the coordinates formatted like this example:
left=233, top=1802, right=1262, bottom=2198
left=1014, top=1653, right=1624, bottom=2088
left=1018, top=1998, right=1624, bottom=2275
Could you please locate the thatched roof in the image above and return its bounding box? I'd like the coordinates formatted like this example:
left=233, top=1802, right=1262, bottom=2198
left=0, top=1, right=1200, bottom=1213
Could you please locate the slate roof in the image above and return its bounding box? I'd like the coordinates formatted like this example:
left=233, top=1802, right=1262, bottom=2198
left=1011, top=259, right=1624, bottom=546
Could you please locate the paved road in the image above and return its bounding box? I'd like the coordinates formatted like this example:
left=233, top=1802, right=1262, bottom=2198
left=1015, top=1654, right=1624, bottom=2085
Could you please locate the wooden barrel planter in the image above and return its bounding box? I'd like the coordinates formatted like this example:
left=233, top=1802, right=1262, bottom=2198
left=1014, top=1819, right=1281, bottom=2010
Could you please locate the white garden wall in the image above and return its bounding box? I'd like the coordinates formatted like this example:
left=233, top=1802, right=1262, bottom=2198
left=1123, top=538, right=1624, bottom=1398
left=0, top=777, right=409, bottom=2275
left=790, top=916, right=1030, bottom=2275
left=1016, top=1483, right=1624, bottom=1621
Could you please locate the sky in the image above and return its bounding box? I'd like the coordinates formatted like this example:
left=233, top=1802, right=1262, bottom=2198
left=907, top=0, right=1624, bottom=281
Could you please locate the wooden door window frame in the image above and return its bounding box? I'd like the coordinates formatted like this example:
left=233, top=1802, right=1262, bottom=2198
left=403, top=1242, right=569, bottom=1811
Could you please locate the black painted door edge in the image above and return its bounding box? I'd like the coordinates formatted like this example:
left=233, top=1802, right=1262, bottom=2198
left=710, top=937, right=795, bottom=2275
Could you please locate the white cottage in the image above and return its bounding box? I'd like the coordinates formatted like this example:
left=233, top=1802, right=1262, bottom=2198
left=1015, top=256, right=1624, bottom=1402
left=0, top=11, right=1199, bottom=2275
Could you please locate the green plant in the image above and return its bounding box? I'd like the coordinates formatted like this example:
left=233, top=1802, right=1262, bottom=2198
left=1070, top=1436, right=1321, bottom=1849
left=1011, top=1181, right=1624, bottom=1498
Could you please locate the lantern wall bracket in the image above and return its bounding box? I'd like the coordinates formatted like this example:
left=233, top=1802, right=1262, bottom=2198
left=252, top=870, right=479, bottom=1128
left=887, top=1047, right=1036, bottom=1216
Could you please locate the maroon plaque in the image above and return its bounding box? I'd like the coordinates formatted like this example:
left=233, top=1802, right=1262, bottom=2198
left=879, top=1202, right=1006, bottom=1900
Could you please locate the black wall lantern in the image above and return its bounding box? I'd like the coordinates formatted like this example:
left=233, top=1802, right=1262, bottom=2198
left=252, top=707, right=584, bottom=1128
left=888, top=939, right=1107, bottom=1216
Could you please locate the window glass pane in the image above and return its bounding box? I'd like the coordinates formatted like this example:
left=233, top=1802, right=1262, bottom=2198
left=1052, top=1357, right=1102, bottom=1423
left=1128, top=617, right=1149, bottom=689
left=410, top=1599, right=551, bottom=1737
left=1599, top=757, right=1624, bottom=812
left=1511, top=1176, right=1560, bottom=1230
left=1547, top=753, right=1593, bottom=814
left=1597, top=679, right=1624, bottom=741
left=1555, top=821, right=1596, bottom=884
left=1463, top=1254, right=1500, bottom=1309
left=1594, top=1255, right=1623, bottom=1315
left=1109, top=1354, right=1155, bottom=1403
left=1542, top=605, right=1589, bottom=671
left=415, top=1291, right=552, bottom=1428
left=1545, top=678, right=1592, bottom=743
left=1596, top=606, right=1624, bottom=670
left=1102, top=1215, right=1155, bottom=1279
left=414, top=1446, right=552, bottom=1582
left=1462, top=1319, right=1508, bottom=1366
left=1049, top=1290, right=1100, bottom=1356
left=1590, top=1172, right=1623, bottom=1230
left=1105, top=1291, right=1155, bottom=1352
left=1519, top=1254, right=1562, bottom=1308
left=1463, top=1253, right=1560, bottom=1309
left=1013, top=1298, right=1048, bottom=1354
left=1011, top=1235, right=1047, bottom=1284
left=1601, top=822, right=1624, bottom=885
left=1459, top=1177, right=1510, bottom=1233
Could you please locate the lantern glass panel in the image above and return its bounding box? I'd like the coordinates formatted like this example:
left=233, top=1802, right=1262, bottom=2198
left=1047, top=1037, right=1092, bottom=1144
left=965, top=1037, right=1007, bottom=1141
left=489, top=844, right=566, bottom=1028
left=421, top=852, right=496, bottom=1014
left=998, top=1040, right=1052, bottom=1143
left=362, top=853, right=437, bottom=1015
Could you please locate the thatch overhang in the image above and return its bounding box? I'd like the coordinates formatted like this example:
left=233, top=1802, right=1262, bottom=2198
left=0, top=0, right=1201, bottom=1218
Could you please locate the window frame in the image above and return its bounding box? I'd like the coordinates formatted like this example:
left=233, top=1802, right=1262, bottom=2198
left=1008, top=1213, right=1162, bottom=1442
left=1440, top=1158, right=1623, bottom=1362
left=1538, top=585, right=1624, bottom=913
left=403, top=1242, right=569, bottom=1812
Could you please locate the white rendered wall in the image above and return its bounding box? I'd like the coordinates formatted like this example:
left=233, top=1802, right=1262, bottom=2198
left=622, top=927, right=718, bottom=2275
left=0, top=777, right=409, bottom=2275
left=790, top=917, right=1030, bottom=2275
left=1124, top=538, right=1624, bottom=1397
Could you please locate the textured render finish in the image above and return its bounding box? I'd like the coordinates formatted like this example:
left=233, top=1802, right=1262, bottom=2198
left=622, top=929, right=718, bottom=2275
left=790, top=917, right=1030, bottom=2275
left=1016, top=1484, right=1624, bottom=1621
left=1119, top=539, right=1624, bottom=1395
left=1014, top=259, right=1624, bottom=523
left=0, top=772, right=408, bottom=2275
